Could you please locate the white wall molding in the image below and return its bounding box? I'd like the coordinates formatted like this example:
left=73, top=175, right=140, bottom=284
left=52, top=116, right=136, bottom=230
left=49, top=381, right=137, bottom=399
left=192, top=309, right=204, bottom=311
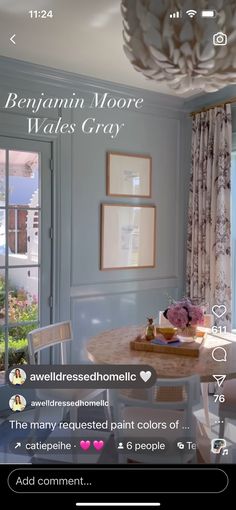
left=0, top=56, right=187, bottom=119
left=70, top=277, right=178, bottom=299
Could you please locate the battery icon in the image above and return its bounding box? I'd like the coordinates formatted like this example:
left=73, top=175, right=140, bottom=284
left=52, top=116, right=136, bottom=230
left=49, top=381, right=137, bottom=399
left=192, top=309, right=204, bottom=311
left=201, top=10, right=216, bottom=18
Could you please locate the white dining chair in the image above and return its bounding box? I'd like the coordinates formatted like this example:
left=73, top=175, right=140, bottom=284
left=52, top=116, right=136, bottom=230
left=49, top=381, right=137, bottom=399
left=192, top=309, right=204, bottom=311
left=27, top=321, right=110, bottom=422
left=218, top=378, right=236, bottom=438
left=159, top=311, right=213, bottom=427
left=110, top=375, right=200, bottom=464
left=27, top=321, right=111, bottom=463
left=28, top=321, right=73, bottom=365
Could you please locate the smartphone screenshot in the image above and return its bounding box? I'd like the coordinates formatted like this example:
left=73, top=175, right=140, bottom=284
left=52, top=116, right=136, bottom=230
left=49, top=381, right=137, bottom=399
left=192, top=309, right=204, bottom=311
left=0, top=0, right=235, bottom=507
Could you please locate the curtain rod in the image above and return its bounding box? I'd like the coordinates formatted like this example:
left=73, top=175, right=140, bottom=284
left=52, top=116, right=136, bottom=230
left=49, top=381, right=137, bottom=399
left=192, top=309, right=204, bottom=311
left=190, top=96, right=236, bottom=117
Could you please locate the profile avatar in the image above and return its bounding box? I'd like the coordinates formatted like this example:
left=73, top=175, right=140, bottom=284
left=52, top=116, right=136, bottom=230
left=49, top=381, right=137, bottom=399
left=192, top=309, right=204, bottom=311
left=211, top=438, right=226, bottom=454
left=9, top=394, right=26, bottom=412
left=9, top=368, right=26, bottom=386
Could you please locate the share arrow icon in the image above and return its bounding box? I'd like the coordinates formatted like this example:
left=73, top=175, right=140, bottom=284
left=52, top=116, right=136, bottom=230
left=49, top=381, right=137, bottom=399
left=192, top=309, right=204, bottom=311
left=213, top=375, right=226, bottom=387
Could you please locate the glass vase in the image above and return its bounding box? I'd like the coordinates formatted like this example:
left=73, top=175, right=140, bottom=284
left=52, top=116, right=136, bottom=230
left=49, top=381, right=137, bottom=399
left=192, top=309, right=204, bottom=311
left=178, top=325, right=197, bottom=343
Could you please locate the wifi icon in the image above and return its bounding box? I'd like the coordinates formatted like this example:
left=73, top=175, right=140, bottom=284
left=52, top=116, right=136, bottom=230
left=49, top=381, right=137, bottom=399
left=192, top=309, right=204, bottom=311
left=186, top=9, right=197, bottom=18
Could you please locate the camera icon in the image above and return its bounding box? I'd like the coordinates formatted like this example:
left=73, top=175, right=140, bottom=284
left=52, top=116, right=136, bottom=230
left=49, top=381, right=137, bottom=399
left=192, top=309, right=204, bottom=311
left=213, top=32, right=228, bottom=46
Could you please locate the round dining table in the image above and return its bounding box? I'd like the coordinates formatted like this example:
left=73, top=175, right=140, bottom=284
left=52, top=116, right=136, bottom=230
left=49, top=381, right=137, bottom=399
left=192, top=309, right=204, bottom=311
left=87, top=325, right=236, bottom=428
left=87, top=325, right=236, bottom=382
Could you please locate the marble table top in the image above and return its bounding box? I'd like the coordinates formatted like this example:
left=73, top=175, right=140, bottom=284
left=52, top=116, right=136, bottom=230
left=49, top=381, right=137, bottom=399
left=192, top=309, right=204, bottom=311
left=87, top=325, right=236, bottom=382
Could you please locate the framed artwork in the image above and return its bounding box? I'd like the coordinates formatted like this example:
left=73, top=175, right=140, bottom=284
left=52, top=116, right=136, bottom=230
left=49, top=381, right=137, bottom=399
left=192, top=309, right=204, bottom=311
left=100, top=204, right=156, bottom=270
left=106, top=152, right=152, bottom=197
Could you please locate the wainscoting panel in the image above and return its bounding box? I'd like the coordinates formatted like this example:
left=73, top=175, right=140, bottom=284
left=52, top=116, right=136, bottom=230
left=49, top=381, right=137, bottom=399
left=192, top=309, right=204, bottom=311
left=70, top=285, right=178, bottom=362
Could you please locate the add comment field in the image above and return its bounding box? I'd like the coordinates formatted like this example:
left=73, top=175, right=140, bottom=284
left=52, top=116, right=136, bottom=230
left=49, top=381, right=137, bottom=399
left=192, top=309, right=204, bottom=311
left=8, top=468, right=228, bottom=494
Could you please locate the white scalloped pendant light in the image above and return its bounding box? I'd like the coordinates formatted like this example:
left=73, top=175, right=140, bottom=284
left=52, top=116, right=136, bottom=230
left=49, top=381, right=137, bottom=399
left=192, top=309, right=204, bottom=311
left=121, top=0, right=236, bottom=93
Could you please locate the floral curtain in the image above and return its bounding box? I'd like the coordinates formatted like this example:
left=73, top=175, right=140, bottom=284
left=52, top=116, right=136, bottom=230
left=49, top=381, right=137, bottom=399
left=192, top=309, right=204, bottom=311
left=186, top=104, right=232, bottom=328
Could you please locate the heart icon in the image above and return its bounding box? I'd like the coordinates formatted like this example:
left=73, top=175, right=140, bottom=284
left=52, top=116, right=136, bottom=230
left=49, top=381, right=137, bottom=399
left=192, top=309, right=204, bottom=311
left=212, top=305, right=227, bottom=319
left=140, top=370, right=152, bottom=382
left=93, top=440, right=104, bottom=451
left=80, top=440, right=91, bottom=451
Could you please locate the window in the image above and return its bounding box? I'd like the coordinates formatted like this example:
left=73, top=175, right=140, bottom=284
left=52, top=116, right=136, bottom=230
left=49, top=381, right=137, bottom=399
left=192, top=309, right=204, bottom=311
left=232, top=152, right=236, bottom=329
left=0, top=138, right=52, bottom=376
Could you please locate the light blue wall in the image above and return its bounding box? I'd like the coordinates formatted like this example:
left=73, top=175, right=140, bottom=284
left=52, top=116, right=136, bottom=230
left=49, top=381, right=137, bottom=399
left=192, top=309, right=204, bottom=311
left=70, top=108, right=190, bottom=358
left=0, top=57, right=192, bottom=362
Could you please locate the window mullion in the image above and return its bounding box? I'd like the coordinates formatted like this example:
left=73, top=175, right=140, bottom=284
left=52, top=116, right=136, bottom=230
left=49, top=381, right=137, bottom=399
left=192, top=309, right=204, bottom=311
left=4, top=150, right=9, bottom=371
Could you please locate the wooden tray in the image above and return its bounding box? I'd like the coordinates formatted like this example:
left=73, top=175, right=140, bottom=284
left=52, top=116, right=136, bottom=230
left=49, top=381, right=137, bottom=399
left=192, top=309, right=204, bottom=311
left=130, top=333, right=206, bottom=358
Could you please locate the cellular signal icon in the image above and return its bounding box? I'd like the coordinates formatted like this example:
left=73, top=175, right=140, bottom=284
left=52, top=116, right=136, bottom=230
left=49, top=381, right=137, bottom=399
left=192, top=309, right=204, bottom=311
left=169, top=11, right=182, bottom=19
left=186, top=9, right=197, bottom=18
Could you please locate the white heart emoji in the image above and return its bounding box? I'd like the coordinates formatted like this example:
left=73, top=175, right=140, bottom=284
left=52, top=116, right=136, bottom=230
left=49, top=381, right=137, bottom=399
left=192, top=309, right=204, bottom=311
left=140, top=370, right=152, bottom=382
left=212, top=305, right=227, bottom=319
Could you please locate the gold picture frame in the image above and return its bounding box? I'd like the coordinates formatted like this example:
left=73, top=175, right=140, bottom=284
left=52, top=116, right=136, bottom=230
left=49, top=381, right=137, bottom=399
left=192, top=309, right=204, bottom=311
left=107, top=152, right=152, bottom=197
left=100, top=203, right=156, bottom=270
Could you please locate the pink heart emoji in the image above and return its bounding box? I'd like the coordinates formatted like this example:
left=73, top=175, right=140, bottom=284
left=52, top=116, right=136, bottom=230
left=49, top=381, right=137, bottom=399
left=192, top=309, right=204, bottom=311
left=80, top=440, right=91, bottom=451
left=93, top=440, right=104, bottom=451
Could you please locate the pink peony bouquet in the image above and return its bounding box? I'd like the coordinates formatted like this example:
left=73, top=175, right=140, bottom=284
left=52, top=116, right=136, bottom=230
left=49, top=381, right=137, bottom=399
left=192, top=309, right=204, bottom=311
left=163, top=299, right=204, bottom=329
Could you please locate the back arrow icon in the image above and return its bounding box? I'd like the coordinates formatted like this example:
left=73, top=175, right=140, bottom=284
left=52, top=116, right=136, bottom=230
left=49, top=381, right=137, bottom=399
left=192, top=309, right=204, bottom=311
left=10, top=34, right=16, bottom=45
